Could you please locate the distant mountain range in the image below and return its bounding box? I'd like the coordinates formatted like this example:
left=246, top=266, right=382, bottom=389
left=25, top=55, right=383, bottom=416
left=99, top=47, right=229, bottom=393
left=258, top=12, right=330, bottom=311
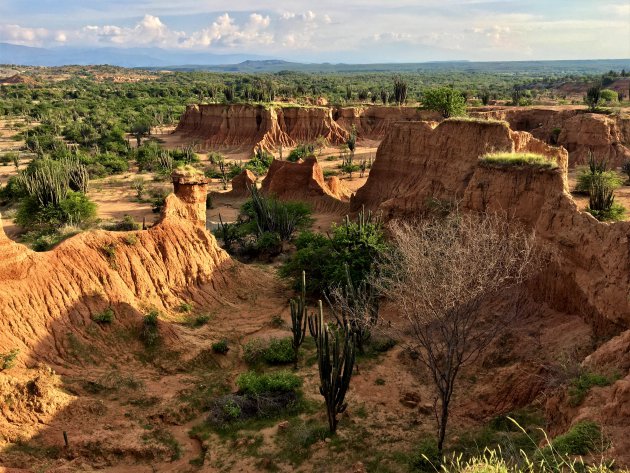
left=0, top=42, right=628, bottom=74
left=0, top=43, right=271, bottom=68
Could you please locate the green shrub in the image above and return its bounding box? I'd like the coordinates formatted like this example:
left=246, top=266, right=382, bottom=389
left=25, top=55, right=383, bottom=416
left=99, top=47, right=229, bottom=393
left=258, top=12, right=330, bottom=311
left=256, top=231, right=281, bottom=254
left=576, top=169, right=622, bottom=193
left=600, top=89, right=618, bottom=103
left=409, top=438, right=441, bottom=472
left=540, top=420, right=606, bottom=457
left=244, top=149, right=274, bottom=176
left=236, top=371, right=302, bottom=396
left=0, top=349, right=19, bottom=371
left=421, top=87, right=467, bottom=118
left=92, top=308, right=114, bottom=324
left=243, top=338, right=267, bottom=364
left=244, top=187, right=312, bottom=242
left=57, top=191, right=97, bottom=226
left=141, top=310, right=160, bottom=347
left=16, top=191, right=96, bottom=230
left=212, top=340, right=229, bottom=354
left=189, top=314, right=211, bottom=328
left=568, top=372, right=615, bottom=407
left=178, top=302, right=193, bottom=313
left=222, top=399, right=241, bottom=419
left=480, top=152, right=558, bottom=170
left=263, top=337, right=296, bottom=364
left=105, top=215, right=140, bottom=231
left=243, top=337, right=296, bottom=365
left=281, top=210, right=388, bottom=296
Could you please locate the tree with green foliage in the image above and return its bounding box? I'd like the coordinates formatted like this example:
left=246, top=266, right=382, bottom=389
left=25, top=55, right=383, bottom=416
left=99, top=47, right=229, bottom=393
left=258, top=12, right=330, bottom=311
left=599, top=89, right=618, bottom=103
left=421, top=87, right=467, bottom=118
left=130, top=120, right=151, bottom=146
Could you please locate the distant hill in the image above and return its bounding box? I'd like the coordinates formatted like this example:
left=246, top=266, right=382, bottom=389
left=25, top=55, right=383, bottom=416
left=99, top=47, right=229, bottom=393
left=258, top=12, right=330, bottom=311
left=0, top=43, right=628, bottom=74
left=0, top=43, right=271, bottom=68
left=161, top=59, right=630, bottom=74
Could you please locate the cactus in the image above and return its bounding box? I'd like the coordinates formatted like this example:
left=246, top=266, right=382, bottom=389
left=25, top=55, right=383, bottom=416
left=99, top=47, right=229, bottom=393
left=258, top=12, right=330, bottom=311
left=248, top=185, right=301, bottom=241
left=18, top=157, right=89, bottom=207
left=290, top=271, right=308, bottom=368
left=18, top=158, right=69, bottom=206
left=393, top=77, right=408, bottom=105
left=589, top=174, right=616, bottom=212
left=308, top=300, right=356, bottom=433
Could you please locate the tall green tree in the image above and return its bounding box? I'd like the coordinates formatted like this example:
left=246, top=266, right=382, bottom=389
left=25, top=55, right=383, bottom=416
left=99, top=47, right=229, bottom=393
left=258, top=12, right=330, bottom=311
left=421, top=87, right=467, bottom=118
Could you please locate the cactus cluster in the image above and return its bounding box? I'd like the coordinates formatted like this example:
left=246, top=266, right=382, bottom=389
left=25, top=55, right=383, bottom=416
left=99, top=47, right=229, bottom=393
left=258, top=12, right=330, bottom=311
left=249, top=185, right=301, bottom=241
left=18, top=157, right=89, bottom=207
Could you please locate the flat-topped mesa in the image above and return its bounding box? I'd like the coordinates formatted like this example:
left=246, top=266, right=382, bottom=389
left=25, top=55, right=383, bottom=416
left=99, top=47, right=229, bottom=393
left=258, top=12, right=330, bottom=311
left=172, top=103, right=444, bottom=153
left=162, top=168, right=210, bottom=227
left=471, top=107, right=630, bottom=167
left=351, top=118, right=567, bottom=217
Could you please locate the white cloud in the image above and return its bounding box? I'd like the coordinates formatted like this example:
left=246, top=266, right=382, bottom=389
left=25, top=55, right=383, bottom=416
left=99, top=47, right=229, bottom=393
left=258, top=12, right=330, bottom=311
left=80, top=14, right=185, bottom=46
left=0, top=24, right=54, bottom=45
left=0, top=3, right=628, bottom=61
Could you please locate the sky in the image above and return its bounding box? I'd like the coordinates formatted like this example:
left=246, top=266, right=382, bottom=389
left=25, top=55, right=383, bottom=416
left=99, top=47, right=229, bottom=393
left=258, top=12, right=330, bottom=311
left=0, top=0, right=629, bottom=62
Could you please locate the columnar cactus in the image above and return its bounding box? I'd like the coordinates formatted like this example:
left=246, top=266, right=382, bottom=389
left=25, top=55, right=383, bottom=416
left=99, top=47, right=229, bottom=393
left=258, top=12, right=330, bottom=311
left=290, top=270, right=308, bottom=369
left=308, top=300, right=356, bottom=433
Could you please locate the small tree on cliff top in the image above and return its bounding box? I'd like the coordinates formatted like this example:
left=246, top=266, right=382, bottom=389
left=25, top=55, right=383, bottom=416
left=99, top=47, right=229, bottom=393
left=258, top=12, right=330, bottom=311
left=421, top=87, right=467, bottom=118
left=376, top=212, right=540, bottom=457
left=585, top=85, right=601, bottom=112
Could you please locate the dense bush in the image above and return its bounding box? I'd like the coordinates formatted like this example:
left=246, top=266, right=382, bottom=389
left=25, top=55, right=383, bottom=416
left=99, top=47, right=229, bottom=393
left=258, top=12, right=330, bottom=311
left=92, top=308, right=114, bottom=324
left=576, top=169, right=622, bottom=193
left=568, top=371, right=615, bottom=407
left=105, top=214, right=141, bottom=232
left=141, top=310, right=160, bottom=348
left=16, top=191, right=96, bottom=230
left=244, top=149, right=274, bottom=176
left=0, top=349, right=19, bottom=371
left=243, top=337, right=296, bottom=365
left=599, top=89, right=618, bottom=102
left=539, top=420, right=606, bottom=457
left=212, top=340, right=229, bottom=354
left=208, top=373, right=301, bottom=427
left=281, top=210, right=388, bottom=296
left=235, top=371, right=302, bottom=395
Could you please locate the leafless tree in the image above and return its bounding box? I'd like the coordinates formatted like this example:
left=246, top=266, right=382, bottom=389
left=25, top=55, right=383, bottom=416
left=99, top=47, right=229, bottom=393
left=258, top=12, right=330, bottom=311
left=326, top=264, right=380, bottom=354
left=375, top=212, right=541, bottom=456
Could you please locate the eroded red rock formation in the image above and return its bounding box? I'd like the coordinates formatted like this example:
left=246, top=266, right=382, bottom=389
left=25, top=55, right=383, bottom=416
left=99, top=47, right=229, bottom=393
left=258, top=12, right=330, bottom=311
left=472, top=108, right=630, bottom=167
left=261, top=157, right=351, bottom=210
left=173, top=104, right=442, bottom=153
left=0, top=171, right=258, bottom=366
left=352, top=117, right=630, bottom=458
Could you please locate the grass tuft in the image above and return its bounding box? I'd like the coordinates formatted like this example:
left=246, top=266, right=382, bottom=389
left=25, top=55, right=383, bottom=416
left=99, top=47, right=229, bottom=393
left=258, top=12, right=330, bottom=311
left=480, top=152, right=559, bottom=170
